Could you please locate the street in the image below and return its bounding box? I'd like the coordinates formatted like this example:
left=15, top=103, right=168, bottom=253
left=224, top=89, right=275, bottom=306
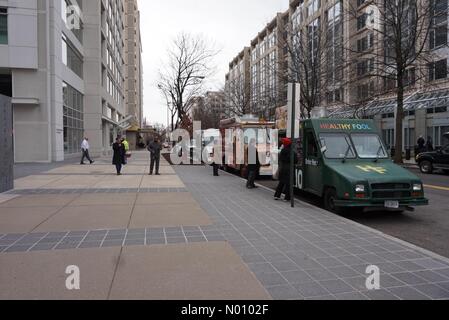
left=258, top=169, right=449, bottom=259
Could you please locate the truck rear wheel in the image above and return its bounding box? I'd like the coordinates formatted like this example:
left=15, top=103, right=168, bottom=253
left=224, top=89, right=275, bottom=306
left=324, top=188, right=342, bottom=214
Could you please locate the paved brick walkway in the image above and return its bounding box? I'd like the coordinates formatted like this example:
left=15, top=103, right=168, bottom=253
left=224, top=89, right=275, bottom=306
left=0, top=152, right=269, bottom=300
left=174, top=165, right=449, bottom=300
left=1, top=151, right=449, bottom=300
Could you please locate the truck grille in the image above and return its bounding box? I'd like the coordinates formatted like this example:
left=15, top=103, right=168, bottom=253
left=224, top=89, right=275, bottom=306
left=372, top=191, right=411, bottom=199
left=371, top=183, right=411, bottom=190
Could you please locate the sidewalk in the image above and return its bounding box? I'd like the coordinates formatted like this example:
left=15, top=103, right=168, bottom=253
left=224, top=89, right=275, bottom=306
left=0, top=152, right=268, bottom=300
left=0, top=151, right=448, bottom=300
left=402, top=159, right=419, bottom=170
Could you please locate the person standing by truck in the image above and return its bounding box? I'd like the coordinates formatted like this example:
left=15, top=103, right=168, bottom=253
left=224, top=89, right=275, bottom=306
left=274, top=138, right=296, bottom=201
left=246, top=138, right=260, bottom=189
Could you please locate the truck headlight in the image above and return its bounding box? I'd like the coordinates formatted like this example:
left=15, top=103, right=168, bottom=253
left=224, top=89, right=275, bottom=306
left=355, top=185, right=365, bottom=193
left=413, top=184, right=423, bottom=192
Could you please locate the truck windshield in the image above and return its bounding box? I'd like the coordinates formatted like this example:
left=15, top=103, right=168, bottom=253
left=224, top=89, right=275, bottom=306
left=319, top=134, right=356, bottom=159
left=351, top=134, right=388, bottom=159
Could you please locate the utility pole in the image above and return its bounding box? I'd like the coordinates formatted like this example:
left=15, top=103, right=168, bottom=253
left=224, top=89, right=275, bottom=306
left=290, top=84, right=296, bottom=208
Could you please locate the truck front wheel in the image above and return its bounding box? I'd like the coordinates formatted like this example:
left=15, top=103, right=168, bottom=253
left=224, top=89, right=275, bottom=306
left=419, top=161, right=433, bottom=174
left=324, top=188, right=342, bottom=214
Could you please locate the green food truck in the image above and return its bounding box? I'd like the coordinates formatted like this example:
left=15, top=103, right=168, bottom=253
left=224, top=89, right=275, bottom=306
left=293, top=119, right=429, bottom=213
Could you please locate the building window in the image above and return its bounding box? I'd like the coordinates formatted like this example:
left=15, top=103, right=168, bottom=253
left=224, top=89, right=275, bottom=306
left=62, top=34, right=83, bottom=78
left=0, top=8, right=7, bottom=45
left=382, top=129, right=395, bottom=150
left=430, top=0, right=448, bottom=49
left=327, top=2, right=343, bottom=84
left=427, top=126, right=449, bottom=147
left=357, top=82, right=375, bottom=100
left=307, top=0, right=320, bottom=17
left=357, top=33, right=374, bottom=52
left=427, top=106, right=448, bottom=114
left=357, top=58, right=374, bottom=77
left=404, top=128, right=416, bottom=148
left=63, top=82, right=84, bottom=154
left=429, top=59, right=448, bottom=81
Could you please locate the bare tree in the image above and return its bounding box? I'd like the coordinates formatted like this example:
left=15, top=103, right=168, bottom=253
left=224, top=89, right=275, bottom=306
left=344, top=0, right=447, bottom=163
left=157, top=33, right=219, bottom=130
left=224, top=77, right=251, bottom=117
left=280, top=12, right=335, bottom=119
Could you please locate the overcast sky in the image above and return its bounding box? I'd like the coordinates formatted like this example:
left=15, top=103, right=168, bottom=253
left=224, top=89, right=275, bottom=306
left=137, top=0, right=289, bottom=126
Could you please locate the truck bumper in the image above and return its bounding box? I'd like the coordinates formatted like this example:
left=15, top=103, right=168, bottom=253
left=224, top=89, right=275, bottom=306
left=334, top=198, right=429, bottom=208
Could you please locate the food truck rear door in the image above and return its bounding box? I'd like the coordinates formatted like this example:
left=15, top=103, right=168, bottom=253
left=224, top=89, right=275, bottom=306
left=304, top=129, right=323, bottom=195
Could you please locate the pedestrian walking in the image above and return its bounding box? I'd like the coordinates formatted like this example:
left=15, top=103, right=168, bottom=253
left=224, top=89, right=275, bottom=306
left=210, top=138, right=220, bottom=177
left=112, top=137, right=126, bottom=175
left=274, top=138, right=296, bottom=201
left=246, top=138, right=260, bottom=189
left=80, top=138, right=94, bottom=165
left=426, top=136, right=434, bottom=152
left=148, top=138, right=162, bottom=175
left=121, top=137, right=130, bottom=164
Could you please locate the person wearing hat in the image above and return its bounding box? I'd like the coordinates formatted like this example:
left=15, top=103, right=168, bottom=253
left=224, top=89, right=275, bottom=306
left=274, top=137, right=296, bottom=201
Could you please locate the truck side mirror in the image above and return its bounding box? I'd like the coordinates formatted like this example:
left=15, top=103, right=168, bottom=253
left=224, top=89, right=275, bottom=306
left=321, top=146, right=327, bottom=154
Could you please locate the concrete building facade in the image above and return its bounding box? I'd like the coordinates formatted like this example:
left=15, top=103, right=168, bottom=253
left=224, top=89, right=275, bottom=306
left=0, top=0, right=140, bottom=163
left=124, top=0, right=143, bottom=128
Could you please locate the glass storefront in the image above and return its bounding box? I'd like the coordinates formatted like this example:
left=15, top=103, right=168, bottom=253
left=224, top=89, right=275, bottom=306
left=63, top=82, right=84, bottom=154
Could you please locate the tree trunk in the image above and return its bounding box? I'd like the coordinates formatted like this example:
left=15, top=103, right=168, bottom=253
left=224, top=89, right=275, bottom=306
left=394, top=74, right=405, bottom=164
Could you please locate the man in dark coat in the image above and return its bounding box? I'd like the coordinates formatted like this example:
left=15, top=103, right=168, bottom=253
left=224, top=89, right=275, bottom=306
left=246, top=138, right=260, bottom=189
left=274, top=138, right=296, bottom=201
left=417, top=135, right=426, bottom=154
left=148, top=138, right=162, bottom=175
left=112, top=137, right=126, bottom=175
left=210, top=138, right=220, bottom=177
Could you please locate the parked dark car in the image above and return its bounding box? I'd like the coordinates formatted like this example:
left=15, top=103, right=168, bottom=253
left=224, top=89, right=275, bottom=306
left=416, top=133, right=449, bottom=174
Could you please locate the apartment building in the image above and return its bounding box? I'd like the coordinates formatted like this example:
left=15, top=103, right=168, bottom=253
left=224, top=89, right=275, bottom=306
left=0, top=0, right=141, bottom=162
left=205, top=91, right=226, bottom=119
left=249, top=12, right=289, bottom=121
left=224, top=47, right=251, bottom=118
left=124, top=0, right=143, bottom=128
left=226, top=0, right=449, bottom=151
left=331, top=0, right=449, bottom=151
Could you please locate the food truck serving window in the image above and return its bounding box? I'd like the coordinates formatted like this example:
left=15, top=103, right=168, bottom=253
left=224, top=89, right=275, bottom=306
left=351, top=134, right=388, bottom=159
left=244, top=128, right=271, bottom=144
left=319, top=134, right=356, bottom=159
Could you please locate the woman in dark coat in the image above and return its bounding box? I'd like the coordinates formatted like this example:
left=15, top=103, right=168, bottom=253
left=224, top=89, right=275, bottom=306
left=112, top=137, right=126, bottom=175
left=275, top=138, right=296, bottom=201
